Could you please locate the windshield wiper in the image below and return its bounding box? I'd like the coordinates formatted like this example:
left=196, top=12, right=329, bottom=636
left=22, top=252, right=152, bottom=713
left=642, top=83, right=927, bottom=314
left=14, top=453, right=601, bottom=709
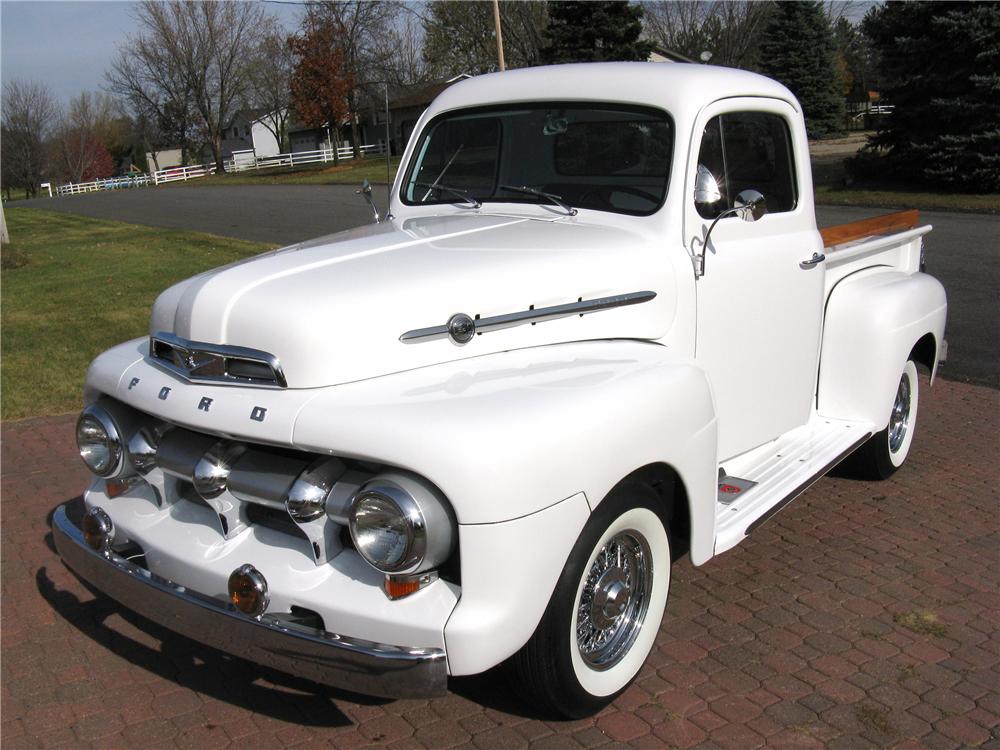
left=420, top=143, right=464, bottom=201
left=413, top=181, right=482, bottom=208
left=499, top=184, right=577, bottom=216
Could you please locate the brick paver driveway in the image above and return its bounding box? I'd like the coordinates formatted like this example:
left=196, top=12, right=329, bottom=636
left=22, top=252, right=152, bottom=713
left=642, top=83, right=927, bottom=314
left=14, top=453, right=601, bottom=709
left=2, top=378, right=998, bottom=749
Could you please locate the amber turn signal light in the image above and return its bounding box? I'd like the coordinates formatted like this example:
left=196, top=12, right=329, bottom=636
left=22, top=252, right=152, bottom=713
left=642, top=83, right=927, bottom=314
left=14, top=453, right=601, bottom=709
left=105, top=478, right=132, bottom=498
left=228, top=564, right=269, bottom=618
left=82, top=507, right=114, bottom=552
left=383, top=572, right=436, bottom=600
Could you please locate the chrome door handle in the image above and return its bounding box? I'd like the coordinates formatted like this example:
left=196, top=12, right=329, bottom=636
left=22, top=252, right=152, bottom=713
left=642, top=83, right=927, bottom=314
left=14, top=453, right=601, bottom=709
left=800, top=252, right=826, bottom=268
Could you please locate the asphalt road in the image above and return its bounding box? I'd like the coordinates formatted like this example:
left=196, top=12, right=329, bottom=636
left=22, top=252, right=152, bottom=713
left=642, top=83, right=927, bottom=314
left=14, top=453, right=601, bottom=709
left=18, top=186, right=998, bottom=388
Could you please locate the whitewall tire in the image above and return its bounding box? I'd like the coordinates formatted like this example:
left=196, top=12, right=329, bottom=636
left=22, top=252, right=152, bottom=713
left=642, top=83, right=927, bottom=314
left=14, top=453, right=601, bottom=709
left=507, top=484, right=671, bottom=718
left=851, top=359, right=920, bottom=479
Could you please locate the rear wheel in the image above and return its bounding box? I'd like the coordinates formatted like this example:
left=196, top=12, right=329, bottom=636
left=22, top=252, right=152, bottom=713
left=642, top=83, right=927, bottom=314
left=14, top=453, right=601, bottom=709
left=508, top=484, right=671, bottom=718
left=851, top=359, right=919, bottom=479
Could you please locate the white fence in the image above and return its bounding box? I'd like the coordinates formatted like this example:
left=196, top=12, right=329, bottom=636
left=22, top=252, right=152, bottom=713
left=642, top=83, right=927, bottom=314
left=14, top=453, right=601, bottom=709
left=53, top=141, right=387, bottom=196
left=152, top=164, right=216, bottom=185
left=56, top=174, right=152, bottom=196
left=223, top=142, right=386, bottom=173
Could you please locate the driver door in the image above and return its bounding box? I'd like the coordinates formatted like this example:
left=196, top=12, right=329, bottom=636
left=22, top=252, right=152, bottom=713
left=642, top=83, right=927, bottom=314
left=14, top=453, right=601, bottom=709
left=685, top=98, right=825, bottom=461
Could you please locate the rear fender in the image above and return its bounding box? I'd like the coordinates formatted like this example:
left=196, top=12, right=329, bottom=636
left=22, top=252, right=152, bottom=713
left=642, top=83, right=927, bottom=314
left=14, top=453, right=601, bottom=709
left=818, top=269, right=947, bottom=427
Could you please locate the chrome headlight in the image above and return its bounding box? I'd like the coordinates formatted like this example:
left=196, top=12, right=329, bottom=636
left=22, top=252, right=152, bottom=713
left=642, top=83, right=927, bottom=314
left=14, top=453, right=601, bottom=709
left=76, top=405, right=123, bottom=477
left=349, top=473, right=454, bottom=575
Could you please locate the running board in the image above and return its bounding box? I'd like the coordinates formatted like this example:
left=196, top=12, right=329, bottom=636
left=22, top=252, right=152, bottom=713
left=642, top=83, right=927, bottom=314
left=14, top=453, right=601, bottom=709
left=714, top=418, right=873, bottom=555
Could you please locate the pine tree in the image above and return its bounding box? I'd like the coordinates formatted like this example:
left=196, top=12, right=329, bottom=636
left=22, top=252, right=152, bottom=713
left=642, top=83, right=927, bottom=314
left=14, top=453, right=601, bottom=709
left=857, top=2, right=1000, bottom=192
left=758, top=1, right=844, bottom=138
left=541, top=1, right=653, bottom=64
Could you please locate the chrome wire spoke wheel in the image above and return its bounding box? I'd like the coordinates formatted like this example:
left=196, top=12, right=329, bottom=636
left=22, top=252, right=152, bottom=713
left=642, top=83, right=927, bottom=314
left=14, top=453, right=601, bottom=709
left=575, top=530, right=653, bottom=670
left=888, top=373, right=911, bottom=454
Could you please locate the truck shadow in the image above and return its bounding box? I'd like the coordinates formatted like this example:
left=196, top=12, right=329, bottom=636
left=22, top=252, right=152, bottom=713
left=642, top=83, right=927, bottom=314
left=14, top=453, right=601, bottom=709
left=38, top=500, right=390, bottom=727
left=448, top=671, right=542, bottom=718
left=35, top=565, right=391, bottom=725
left=41, top=499, right=541, bottom=721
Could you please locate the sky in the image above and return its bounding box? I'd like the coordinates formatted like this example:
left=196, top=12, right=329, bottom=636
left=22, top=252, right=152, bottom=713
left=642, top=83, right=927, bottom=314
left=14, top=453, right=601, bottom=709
left=1, top=0, right=303, bottom=104
left=3, top=0, right=877, bottom=106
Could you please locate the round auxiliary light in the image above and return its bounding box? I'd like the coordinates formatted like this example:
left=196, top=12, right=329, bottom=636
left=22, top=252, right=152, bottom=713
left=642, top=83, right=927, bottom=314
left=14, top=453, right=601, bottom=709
left=193, top=441, right=245, bottom=499
left=228, top=564, right=269, bottom=618
left=76, top=406, right=123, bottom=478
left=82, top=507, right=115, bottom=552
left=285, top=458, right=344, bottom=523
left=350, top=484, right=426, bottom=574
left=128, top=428, right=159, bottom=475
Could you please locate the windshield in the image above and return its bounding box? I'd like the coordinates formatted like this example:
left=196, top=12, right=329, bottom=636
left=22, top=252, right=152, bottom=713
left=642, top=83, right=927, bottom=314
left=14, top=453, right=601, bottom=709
left=400, top=103, right=673, bottom=216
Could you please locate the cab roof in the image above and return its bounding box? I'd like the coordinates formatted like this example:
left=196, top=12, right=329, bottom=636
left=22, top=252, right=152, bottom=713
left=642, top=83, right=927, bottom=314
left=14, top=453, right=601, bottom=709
left=427, top=62, right=799, bottom=123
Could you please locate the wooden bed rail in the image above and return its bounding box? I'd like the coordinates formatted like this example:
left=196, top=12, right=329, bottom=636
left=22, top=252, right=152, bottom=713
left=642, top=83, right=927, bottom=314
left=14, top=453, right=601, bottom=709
left=820, top=209, right=921, bottom=248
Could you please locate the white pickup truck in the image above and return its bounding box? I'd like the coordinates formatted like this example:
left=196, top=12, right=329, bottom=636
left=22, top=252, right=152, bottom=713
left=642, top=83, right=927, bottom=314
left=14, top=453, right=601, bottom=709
left=56, top=63, right=947, bottom=718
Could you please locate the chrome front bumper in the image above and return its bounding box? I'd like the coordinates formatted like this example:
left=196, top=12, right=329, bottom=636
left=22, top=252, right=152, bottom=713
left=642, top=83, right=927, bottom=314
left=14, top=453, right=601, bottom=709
left=52, top=505, right=448, bottom=698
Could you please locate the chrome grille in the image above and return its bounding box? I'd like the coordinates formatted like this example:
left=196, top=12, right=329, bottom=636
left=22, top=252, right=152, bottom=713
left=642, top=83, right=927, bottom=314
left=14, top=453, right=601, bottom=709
left=149, top=332, right=287, bottom=388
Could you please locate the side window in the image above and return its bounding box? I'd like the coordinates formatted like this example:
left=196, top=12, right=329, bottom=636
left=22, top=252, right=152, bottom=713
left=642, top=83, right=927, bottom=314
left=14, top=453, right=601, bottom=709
left=696, top=117, right=726, bottom=219
left=695, top=111, right=797, bottom=219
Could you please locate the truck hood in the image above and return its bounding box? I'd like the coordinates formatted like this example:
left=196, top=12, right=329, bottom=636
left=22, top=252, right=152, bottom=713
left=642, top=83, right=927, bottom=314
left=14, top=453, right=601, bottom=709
left=150, top=213, right=676, bottom=388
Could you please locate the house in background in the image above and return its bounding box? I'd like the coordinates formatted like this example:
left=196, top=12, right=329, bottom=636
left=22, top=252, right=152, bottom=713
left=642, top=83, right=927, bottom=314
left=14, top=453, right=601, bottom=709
left=146, top=109, right=286, bottom=171
left=220, top=109, right=285, bottom=159
left=144, top=146, right=184, bottom=171
left=378, top=75, right=472, bottom=155
left=648, top=46, right=696, bottom=64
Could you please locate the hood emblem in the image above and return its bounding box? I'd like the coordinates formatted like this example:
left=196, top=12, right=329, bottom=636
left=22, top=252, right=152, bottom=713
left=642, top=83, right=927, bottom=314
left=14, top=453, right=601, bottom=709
left=400, top=290, right=656, bottom=345
left=149, top=332, right=287, bottom=388
left=447, top=314, right=477, bottom=344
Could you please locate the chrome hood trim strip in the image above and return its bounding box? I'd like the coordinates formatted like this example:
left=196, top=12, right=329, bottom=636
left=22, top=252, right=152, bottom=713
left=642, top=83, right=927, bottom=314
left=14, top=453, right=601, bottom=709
left=399, top=290, right=657, bottom=344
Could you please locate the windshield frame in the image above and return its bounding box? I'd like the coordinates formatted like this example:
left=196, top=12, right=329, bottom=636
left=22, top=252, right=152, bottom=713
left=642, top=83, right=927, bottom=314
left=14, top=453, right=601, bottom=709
left=398, top=101, right=675, bottom=217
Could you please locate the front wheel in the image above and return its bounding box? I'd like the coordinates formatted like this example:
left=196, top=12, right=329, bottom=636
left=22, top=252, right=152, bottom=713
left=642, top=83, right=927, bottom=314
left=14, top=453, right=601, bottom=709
left=851, top=359, right=920, bottom=479
left=507, top=484, right=671, bottom=718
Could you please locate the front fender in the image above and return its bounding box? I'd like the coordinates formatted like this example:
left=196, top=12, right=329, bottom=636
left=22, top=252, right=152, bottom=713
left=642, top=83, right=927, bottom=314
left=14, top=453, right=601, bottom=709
left=293, top=340, right=718, bottom=676
left=818, top=269, right=947, bottom=427
left=293, top=340, right=717, bottom=545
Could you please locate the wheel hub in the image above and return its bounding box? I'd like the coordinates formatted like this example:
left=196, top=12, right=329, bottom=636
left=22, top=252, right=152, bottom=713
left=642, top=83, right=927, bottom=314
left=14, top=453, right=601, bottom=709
left=576, top=531, right=653, bottom=670
left=590, top=569, right=630, bottom=630
left=889, top=373, right=911, bottom=453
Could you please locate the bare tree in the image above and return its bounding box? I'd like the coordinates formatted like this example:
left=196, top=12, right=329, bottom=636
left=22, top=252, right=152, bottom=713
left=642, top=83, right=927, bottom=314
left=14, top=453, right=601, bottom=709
left=51, top=92, right=126, bottom=183
left=642, top=0, right=773, bottom=69
left=1, top=79, right=59, bottom=198
left=107, top=6, right=197, bottom=168
left=304, top=1, right=403, bottom=158
left=247, top=20, right=295, bottom=152
left=107, top=1, right=271, bottom=172
left=421, top=0, right=548, bottom=77
left=384, top=12, right=431, bottom=87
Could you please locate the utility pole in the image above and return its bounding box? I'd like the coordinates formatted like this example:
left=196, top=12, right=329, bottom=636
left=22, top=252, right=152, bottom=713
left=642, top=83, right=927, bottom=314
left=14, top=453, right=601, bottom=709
left=492, top=0, right=506, bottom=71
left=385, top=81, right=391, bottom=208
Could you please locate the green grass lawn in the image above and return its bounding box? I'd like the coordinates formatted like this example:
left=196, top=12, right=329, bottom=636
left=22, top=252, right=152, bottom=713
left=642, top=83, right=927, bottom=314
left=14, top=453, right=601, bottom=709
left=1, top=208, right=272, bottom=420
left=170, top=155, right=402, bottom=188
left=814, top=184, right=1000, bottom=214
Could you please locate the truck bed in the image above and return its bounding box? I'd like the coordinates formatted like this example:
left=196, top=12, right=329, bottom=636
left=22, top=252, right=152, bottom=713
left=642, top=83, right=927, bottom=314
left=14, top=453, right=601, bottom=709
left=819, top=209, right=931, bottom=296
left=820, top=209, right=921, bottom=248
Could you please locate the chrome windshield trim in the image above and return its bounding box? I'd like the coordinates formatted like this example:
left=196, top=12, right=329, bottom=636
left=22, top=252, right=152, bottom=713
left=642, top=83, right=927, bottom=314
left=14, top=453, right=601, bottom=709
left=52, top=505, right=448, bottom=698
left=399, top=290, right=657, bottom=343
left=149, top=332, right=288, bottom=388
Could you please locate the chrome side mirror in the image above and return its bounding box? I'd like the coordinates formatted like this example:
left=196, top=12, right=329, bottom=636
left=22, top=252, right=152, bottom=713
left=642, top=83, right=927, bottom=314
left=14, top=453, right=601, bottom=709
left=694, top=164, right=722, bottom=206
left=695, top=187, right=768, bottom=278
left=356, top=178, right=380, bottom=224
left=733, top=189, right=767, bottom=222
